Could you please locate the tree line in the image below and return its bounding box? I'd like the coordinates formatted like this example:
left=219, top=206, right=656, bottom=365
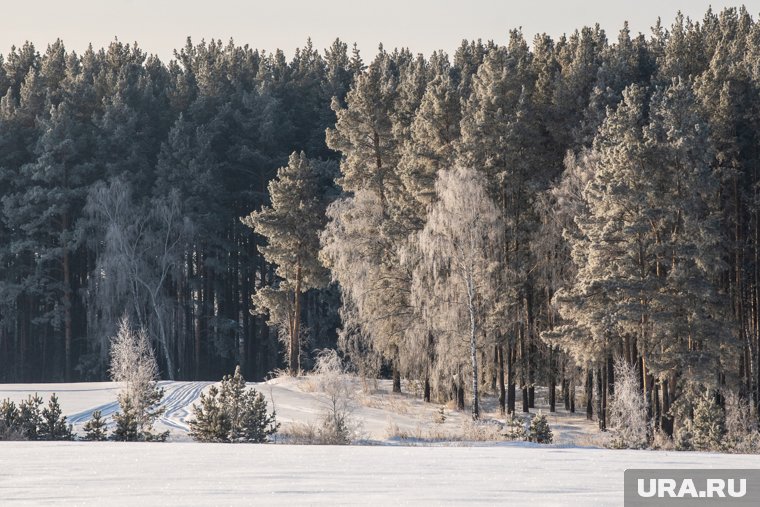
left=319, top=5, right=760, bottom=436
left=1, top=6, right=759, bottom=438
left=0, top=37, right=353, bottom=382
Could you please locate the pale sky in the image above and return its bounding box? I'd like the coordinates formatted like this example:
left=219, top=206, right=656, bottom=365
left=1, top=1, right=758, bottom=61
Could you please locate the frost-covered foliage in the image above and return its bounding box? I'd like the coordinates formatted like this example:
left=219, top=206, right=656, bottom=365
left=528, top=411, right=553, bottom=444
left=675, top=387, right=727, bottom=452
left=608, top=360, right=648, bottom=449
left=675, top=420, right=695, bottom=451
left=110, top=316, right=167, bottom=442
left=691, top=391, right=726, bottom=452
left=311, top=349, right=360, bottom=444
left=322, top=54, right=413, bottom=390
left=503, top=413, right=527, bottom=441
left=188, top=366, right=279, bottom=443
left=321, top=190, right=411, bottom=389
left=549, top=80, right=734, bottom=436
left=412, top=166, right=503, bottom=420
left=723, top=392, right=760, bottom=453
left=86, top=178, right=191, bottom=380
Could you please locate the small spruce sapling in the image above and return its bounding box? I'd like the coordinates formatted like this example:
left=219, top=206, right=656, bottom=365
left=40, top=393, right=74, bottom=441
left=503, top=413, right=527, bottom=441
left=18, top=394, right=43, bottom=440
left=189, top=366, right=278, bottom=443
left=189, top=385, right=230, bottom=442
left=528, top=411, right=553, bottom=444
left=82, top=410, right=108, bottom=441
left=0, top=399, right=22, bottom=440
left=675, top=419, right=694, bottom=451
left=691, top=391, right=726, bottom=452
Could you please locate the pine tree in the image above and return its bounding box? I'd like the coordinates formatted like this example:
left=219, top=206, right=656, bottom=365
left=397, top=66, right=460, bottom=229
left=322, top=50, right=412, bottom=392
left=189, top=366, right=278, bottom=443
left=240, top=390, right=279, bottom=443
left=553, top=81, right=731, bottom=431
left=39, top=393, right=73, bottom=441
left=81, top=410, right=108, bottom=441
left=503, top=413, right=527, bottom=441
left=675, top=420, right=695, bottom=451
left=112, top=396, right=139, bottom=442
left=692, top=391, right=726, bottom=451
left=188, top=386, right=231, bottom=443
left=242, top=152, right=332, bottom=375
left=18, top=394, right=43, bottom=440
left=0, top=399, right=22, bottom=440
left=528, top=411, right=554, bottom=444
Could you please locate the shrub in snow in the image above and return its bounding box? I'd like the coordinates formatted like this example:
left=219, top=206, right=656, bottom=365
left=110, top=316, right=168, bottom=442
left=189, top=366, right=279, bottom=443
left=461, top=419, right=506, bottom=441
left=529, top=413, right=553, bottom=443
left=724, top=392, right=760, bottom=453
left=607, top=360, right=648, bottom=449
left=528, top=411, right=553, bottom=444
left=649, top=429, right=675, bottom=451
left=502, top=413, right=527, bottom=441
left=691, top=390, right=726, bottom=452
left=434, top=405, right=446, bottom=424
left=82, top=410, right=108, bottom=441
left=674, top=419, right=694, bottom=451
left=311, top=349, right=360, bottom=445
left=39, top=394, right=73, bottom=441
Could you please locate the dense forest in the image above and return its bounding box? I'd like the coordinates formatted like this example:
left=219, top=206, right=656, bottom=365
left=1, top=6, right=760, bottom=436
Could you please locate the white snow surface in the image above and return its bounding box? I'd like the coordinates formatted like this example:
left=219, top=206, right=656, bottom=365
left=1, top=442, right=758, bottom=506
left=1, top=379, right=758, bottom=505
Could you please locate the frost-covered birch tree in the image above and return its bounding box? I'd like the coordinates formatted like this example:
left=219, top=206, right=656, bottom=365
left=110, top=315, right=166, bottom=441
left=414, top=166, right=503, bottom=419
left=86, top=177, right=191, bottom=379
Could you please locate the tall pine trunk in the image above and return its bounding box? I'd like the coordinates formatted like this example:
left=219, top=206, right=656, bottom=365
left=497, top=344, right=506, bottom=415
left=62, top=240, right=72, bottom=382
left=585, top=369, right=593, bottom=420
left=290, top=262, right=302, bottom=376
left=507, top=340, right=516, bottom=414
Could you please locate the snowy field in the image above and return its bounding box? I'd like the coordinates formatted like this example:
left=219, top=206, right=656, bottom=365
left=1, top=380, right=759, bottom=505
left=1, top=442, right=759, bottom=506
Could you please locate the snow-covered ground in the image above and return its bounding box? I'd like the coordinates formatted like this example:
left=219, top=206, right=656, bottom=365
left=2, top=379, right=758, bottom=505
left=0, top=377, right=599, bottom=443
left=1, top=442, right=758, bottom=506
